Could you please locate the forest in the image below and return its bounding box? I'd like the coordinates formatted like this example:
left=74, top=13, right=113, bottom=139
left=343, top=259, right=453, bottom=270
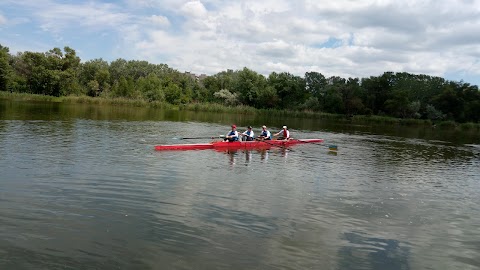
left=1, top=44, right=479, bottom=123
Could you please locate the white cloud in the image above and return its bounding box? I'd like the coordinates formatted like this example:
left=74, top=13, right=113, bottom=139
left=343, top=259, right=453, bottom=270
left=180, top=1, right=208, bottom=18
left=257, top=40, right=295, bottom=58
left=148, top=15, right=170, bottom=27
left=0, top=14, right=6, bottom=25
left=1, top=0, right=479, bottom=85
left=124, top=0, right=157, bottom=8
left=136, top=30, right=180, bottom=53
left=243, top=0, right=291, bottom=15
left=36, top=2, right=130, bottom=33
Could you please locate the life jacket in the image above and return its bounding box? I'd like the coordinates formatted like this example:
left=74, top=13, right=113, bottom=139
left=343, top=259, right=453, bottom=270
left=245, top=130, right=254, bottom=141
left=283, top=129, right=289, bottom=138
left=261, top=130, right=271, bottom=140
left=227, top=130, right=239, bottom=141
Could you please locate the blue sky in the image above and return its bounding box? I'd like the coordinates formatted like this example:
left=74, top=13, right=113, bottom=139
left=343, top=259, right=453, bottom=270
left=1, top=0, right=479, bottom=86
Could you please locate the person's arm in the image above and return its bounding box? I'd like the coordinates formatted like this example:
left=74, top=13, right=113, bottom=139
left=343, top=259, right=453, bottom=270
left=226, top=131, right=235, bottom=139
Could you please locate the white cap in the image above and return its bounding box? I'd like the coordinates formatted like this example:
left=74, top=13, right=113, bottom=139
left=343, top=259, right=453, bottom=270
left=262, top=125, right=266, bottom=128
left=283, top=126, right=287, bottom=129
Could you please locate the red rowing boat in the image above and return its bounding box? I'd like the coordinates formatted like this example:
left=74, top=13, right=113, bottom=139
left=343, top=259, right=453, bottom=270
left=154, top=139, right=324, bottom=151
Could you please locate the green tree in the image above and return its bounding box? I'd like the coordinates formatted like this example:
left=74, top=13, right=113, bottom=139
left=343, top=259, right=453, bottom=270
left=432, top=84, right=465, bottom=121
left=300, top=96, right=321, bottom=111
left=137, top=73, right=165, bottom=102
left=465, top=100, right=480, bottom=122
left=194, top=84, right=207, bottom=102
left=305, top=71, right=327, bottom=99
left=164, top=81, right=182, bottom=104
left=384, top=89, right=410, bottom=117
left=79, top=59, right=110, bottom=96
left=267, top=72, right=306, bottom=108
left=425, top=104, right=445, bottom=120
left=323, top=88, right=344, bottom=113
left=232, top=67, right=266, bottom=105
left=0, top=44, right=13, bottom=91
left=62, top=46, right=81, bottom=70
left=111, top=76, right=136, bottom=98
left=213, top=89, right=239, bottom=105
left=255, top=85, right=279, bottom=108
left=461, top=83, right=480, bottom=122
left=202, top=76, right=221, bottom=102
left=10, top=47, right=81, bottom=96
left=362, top=72, right=395, bottom=114
left=109, top=59, right=128, bottom=84
left=342, top=78, right=364, bottom=115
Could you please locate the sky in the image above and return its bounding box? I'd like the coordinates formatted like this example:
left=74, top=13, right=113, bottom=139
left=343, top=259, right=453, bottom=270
left=0, top=0, right=479, bottom=86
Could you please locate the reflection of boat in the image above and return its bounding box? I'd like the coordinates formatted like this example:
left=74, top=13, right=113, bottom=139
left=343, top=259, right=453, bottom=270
left=154, top=139, right=324, bottom=151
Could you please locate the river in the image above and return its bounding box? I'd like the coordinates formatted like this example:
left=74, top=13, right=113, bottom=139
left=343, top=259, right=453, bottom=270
left=1, top=100, right=479, bottom=269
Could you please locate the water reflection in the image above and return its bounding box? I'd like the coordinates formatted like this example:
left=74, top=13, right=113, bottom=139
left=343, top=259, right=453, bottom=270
left=1, top=100, right=480, bottom=270
left=220, top=149, right=260, bottom=166
left=218, top=148, right=294, bottom=167
left=338, top=232, right=411, bottom=270
left=2, top=99, right=479, bottom=144
left=260, top=149, right=269, bottom=161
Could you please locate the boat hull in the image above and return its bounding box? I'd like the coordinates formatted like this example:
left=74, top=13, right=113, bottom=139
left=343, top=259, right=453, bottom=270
left=154, top=139, right=324, bottom=151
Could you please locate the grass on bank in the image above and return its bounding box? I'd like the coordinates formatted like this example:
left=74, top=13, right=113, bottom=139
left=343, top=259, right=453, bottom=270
left=0, top=91, right=174, bottom=109
left=1, top=91, right=479, bottom=131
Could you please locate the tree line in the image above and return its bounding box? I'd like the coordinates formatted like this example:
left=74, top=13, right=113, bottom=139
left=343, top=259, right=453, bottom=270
left=1, top=44, right=479, bottom=123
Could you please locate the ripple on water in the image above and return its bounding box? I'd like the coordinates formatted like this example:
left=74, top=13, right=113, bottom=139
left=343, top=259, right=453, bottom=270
left=1, top=118, right=480, bottom=269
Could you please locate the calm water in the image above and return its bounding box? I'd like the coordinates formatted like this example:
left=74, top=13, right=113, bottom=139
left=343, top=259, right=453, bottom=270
left=1, top=100, right=479, bottom=270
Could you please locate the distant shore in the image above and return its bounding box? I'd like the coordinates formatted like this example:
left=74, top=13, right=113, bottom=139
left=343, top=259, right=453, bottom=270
left=1, top=91, right=479, bottom=132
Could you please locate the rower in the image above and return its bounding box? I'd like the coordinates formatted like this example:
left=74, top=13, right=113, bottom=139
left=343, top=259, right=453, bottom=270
left=274, top=125, right=290, bottom=140
left=224, top=124, right=239, bottom=142
left=257, top=125, right=272, bottom=140
left=241, top=126, right=255, bottom=141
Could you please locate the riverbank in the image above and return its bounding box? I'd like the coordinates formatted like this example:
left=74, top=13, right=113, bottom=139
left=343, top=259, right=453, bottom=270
left=1, top=91, right=479, bottom=131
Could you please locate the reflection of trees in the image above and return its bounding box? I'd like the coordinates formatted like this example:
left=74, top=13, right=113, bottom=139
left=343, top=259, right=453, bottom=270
left=0, top=99, right=170, bottom=121
left=371, top=139, right=477, bottom=166
left=337, top=232, right=411, bottom=270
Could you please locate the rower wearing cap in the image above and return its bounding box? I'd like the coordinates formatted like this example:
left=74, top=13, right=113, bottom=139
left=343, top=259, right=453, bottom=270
left=241, top=126, right=255, bottom=141
left=224, top=124, right=239, bottom=142
left=257, top=125, right=272, bottom=140
left=274, top=125, right=290, bottom=140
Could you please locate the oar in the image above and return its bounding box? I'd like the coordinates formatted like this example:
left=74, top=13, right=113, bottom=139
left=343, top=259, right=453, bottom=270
left=311, top=142, right=338, bottom=151
left=326, top=144, right=338, bottom=151
left=173, top=135, right=225, bottom=140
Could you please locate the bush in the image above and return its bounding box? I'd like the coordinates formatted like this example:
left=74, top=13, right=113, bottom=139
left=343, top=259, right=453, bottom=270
left=459, top=122, right=479, bottom=131
left=437, top=120, right=456, bottom=129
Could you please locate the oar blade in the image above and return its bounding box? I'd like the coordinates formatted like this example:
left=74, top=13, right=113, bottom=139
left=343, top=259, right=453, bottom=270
left=328, top=145, right=338, bottom=151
